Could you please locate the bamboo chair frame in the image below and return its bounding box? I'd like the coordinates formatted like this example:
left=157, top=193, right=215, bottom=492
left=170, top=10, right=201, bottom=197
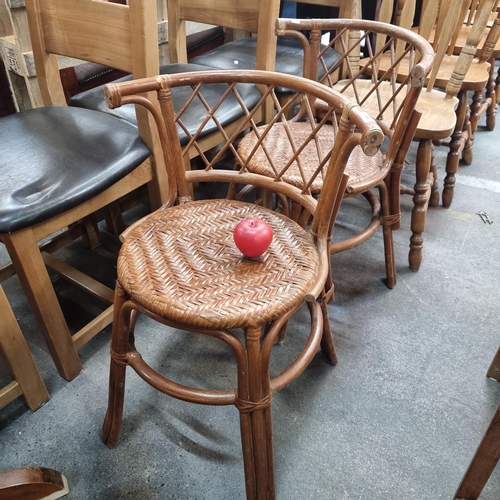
left=100, top=69, right=383, bottom=500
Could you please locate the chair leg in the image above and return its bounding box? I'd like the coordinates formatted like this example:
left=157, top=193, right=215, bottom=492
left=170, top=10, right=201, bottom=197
left=487, top=346, right=500, bottom=381
left=0, top=285, right=49, bottom=411
left=486, top=57, right=498, bottom=132
left=378, top=181, right=396, bottom=288
left=238, top=326, right=275, bottom=500
left=429, top=145, right=440, bottom=207
left=409, top=139, right=432, bottom=272
left=443, top=90, right=468, bottom=208
left=102, top=284, right=132, bottom=448
left=319, top=299, right=338, bottom=365
left=2, top=229, right=82, bottom=381
left=454, top=399, right=500, bottom=500
left=462, top=99, right=474, bottom=167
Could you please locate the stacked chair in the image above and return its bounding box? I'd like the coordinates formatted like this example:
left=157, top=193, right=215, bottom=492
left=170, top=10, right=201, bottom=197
left=168, top=0, right=358, bottom=108
left=377, top=0, right=500, bottom=216
left=0, top=0, right=166, bottom=381
left=100, top=70, right=384, bottom=499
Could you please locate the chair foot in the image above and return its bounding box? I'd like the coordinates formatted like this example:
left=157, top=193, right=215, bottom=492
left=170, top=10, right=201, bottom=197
left=0, top=467, right=69, bottom=500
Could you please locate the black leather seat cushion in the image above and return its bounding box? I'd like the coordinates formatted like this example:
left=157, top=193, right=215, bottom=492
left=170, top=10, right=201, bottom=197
left=0, top=106, right=151, bottom=234
left=190, top=36, right=341, bottom=94
left=69, top=63, right=262, bottom=145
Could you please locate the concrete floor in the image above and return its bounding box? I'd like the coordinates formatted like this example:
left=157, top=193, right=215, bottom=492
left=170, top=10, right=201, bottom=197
left=1, top=111, right=500, bottom=499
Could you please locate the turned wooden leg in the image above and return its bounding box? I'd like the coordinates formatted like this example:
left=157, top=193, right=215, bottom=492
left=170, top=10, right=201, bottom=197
left=429, top=145, right=440, bottom=207
left=409, top=139, right=431, bottom=272
left=462, top=97, right=474, bottom=166
left=102, top=283, right=132, bottom=448
left=454, top=399, right=500, bottom=500
left=0, top=286, right=49, bottom=411
left=0, top=467, right=69, bottom=500
left=443, top=91, right=468, bottom=208
left=238, top=326, right=275, bottom=500
left=486, top=59, right=498, bottom=132
left=2, top=229, right=82, bottom=381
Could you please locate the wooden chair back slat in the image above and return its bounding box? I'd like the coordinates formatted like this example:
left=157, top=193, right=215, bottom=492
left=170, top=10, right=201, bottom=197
left=25, top=0, right=159, bottom=107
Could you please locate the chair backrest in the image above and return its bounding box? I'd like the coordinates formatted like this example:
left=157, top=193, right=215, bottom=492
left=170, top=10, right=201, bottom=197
left=167, top=0, right=361, bottom=71
left=378, top=0, right=498, bottom=95
left=104, top=70, right=384, bottom=263
left=24, top=0, right=167, bottom=202
left=25, top=0, right=159, bottom=107
left=276, top=17, right=433, bottom=162
left=167, top=0, right=281, bottom=71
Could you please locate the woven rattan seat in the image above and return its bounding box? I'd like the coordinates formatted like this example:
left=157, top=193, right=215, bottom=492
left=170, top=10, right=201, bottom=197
left=101, top=70, right=384, bottom=499
left=238, top=122, right=385, bottom=195
left=119, top=199, right=319, bottom=329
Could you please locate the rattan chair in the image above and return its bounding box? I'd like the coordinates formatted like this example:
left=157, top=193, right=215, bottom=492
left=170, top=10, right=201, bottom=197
left=242, top=18, right=434, bottom=284
left=101, top=70, right=383, bottom=499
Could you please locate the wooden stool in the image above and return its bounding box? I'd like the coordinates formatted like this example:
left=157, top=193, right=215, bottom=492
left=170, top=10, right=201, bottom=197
left=0, top=468, right=69, bottom=500
left=454, top=347, right=500, bottom=499
left=0, top=285, right=49, bottom=411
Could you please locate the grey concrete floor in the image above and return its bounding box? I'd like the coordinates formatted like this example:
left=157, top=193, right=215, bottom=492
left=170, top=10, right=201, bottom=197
left=1, top=111, right=500, bottom=499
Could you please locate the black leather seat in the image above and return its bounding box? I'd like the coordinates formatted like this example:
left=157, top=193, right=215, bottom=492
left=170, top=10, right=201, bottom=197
left=0, top=106, right=150, bottom=234
left=69, top=63, right=263, bottom=145
left=189, top=36, right=341, bottom=94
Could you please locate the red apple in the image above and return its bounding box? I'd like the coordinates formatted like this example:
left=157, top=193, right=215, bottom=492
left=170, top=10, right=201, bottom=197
left=233, top=218, right=273, bottom=258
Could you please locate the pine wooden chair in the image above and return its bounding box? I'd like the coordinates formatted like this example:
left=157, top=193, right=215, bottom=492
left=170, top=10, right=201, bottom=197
left=69, top=0, right=263, bottom=175
left=423, top=0, right=500, bottom=134
left=0, top=0, right=169, bottom=381
left=454, top=346, right=500, bottom=499
left=242, top=17, right=433, bottom=284
left=0, top=284, right=49, bottom=411
left=100, top=69, right=383, bottom=500
left=377, top=0, right=499, bottom=212
left=169, top=0, right=356, bottom=105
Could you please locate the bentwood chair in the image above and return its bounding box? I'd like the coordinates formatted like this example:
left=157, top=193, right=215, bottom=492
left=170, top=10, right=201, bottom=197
left=242, top=18, right=433, bottom=285
left=101, top=70, right=383, bottom=499
left=0, top=0, right=166, bottom=381
left=0, top=284, right=49, bottom=411
left=454, top=346, right=500, bottom=499
left=377, top=0, right=500, bottom=212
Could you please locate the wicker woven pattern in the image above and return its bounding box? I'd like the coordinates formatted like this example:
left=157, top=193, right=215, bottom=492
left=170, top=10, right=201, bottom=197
left=238, top=122, right=384, bottom=193
left=118, top=199, right=319, bottom=329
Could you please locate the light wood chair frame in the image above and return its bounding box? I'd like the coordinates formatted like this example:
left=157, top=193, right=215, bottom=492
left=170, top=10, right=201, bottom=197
left=0, top=0, right=168, bottom=381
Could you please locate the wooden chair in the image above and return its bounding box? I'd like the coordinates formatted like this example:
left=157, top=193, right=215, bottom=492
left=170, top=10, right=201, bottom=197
left=0, top=284, right=49, bottom=411
left=424, top=0, right=500, bottom=134
left=243, top=17, right=433, bottom=285
left=0, top=0, right=168, bottom=381
left=454, top=346, right=500, bottom=499
left=378, top=0, right=499, bottom=212
left=100, top=69, right=383, bottom=499
left=168, top=0, right=357, bottom=104
left=0, top=468, right=69, bottom=500
left=372, top=0, right=498, bottom=270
